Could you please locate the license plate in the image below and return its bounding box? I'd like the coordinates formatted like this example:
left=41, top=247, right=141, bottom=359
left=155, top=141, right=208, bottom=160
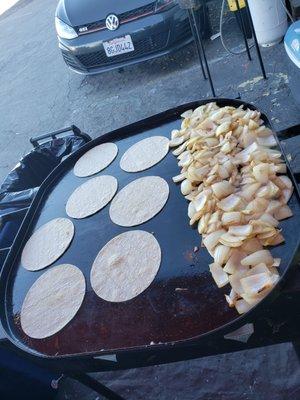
left=103, top=35, right=134, bottom=57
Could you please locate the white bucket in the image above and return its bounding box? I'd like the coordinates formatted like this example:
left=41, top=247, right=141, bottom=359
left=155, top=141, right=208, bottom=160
left=248, top=0, right=288, bottom=47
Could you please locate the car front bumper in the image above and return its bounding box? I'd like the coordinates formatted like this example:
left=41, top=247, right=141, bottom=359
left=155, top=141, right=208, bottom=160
left=58, top=7, right=192, bottom=74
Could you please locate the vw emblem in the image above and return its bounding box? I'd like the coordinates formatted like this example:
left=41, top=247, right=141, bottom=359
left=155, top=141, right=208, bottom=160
left=106, top=14, right=119, bottom=31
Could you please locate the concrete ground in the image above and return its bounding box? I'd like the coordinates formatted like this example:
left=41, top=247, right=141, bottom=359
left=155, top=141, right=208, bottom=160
left=0, top=1, right=300, bottom=399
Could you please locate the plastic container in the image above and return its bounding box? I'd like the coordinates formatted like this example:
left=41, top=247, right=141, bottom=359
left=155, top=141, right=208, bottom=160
left=248, top=0, right=288, bottom=47
left=284, top=21, right=300, bottom=107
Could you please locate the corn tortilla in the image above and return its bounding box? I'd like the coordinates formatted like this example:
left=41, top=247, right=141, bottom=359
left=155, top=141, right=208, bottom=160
left=21, top=218, right=74, bottom=271
left=74, top=143, right=118, bottom=177
left=21, top=264, right=85, bottom=339
left=120, top=136, right=169, bottom=172
left=90, top=230, right=161, bottom=302
left=66, top=175, right=118, bottom=219
left=109, top=176, right=169, bottom=227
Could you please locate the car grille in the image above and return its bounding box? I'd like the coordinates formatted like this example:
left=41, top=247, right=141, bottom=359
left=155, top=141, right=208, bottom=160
left=62, top=51, right=86, bottom=72
left=75, top=31, right=169, bottom=69
left=174, top=19, right=192, bottom=42
left=76, top=2, right=156, bottom=35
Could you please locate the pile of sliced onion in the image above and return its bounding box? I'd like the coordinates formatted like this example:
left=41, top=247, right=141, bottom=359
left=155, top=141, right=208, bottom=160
left=170, top=102, right=293, bottom=314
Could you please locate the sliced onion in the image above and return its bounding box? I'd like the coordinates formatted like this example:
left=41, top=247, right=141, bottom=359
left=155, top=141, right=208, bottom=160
left=250, top=220, right=275, bottom=235
left=256, top=182, right=279, bottom=199
left=277, top=175, right=293, bottom=190
left=172, top=172, right=186, bottom=183
left=223, top=160, right=234, bottom=175
left=225, top=294, right=235, bottom=307
left=199, top=118, right=217, bottom=132
left=271, top=273, right=280, bottom=285
left=209, top=263, right=229, bottom=288
left=212, top=180, right=235, bottom=200
left=266, top=200, right=281, bottom=214
left=189, top=211, right=203, bottom=225
left=193, top=193, right=208, bottom=212
left=260, top=213, right=279, bottom=227
left=229, top=271, right=247, bottom=295
left=173, top=142, right=188, bottom=156
left=181, top=179, right=193, bottom=195
left=214, top=244, right=231, bottom=265
left=246, top=263, right=270, bottom=276
left=172, top=103, right=291, bottom=315
left=248, top=119, right=259, bottom=130
left=219, top=233, right=245, bottom=248
left=257, top=228, right=278, bottom=240
left=253, top=163, right=269, bottom=183
left=220, top=141, right=233, bottom=154
left=241, top=250, right=273, bottom=267
left=218, top=164, right=230, bottom=179
left=218, top=194, right=241, bottom=212
left=257, top=135, right=277, bottom=147
left=209, top=210, right=222, bottom=225
left=216, top=121, right=231, bottom=136
left=235, top=142, right=259, bottom=164
left=228, top=224, right=253, bottom=237
left=171, top=129, right=181, bottom=139
left=240, top=182, right=261, bottom=201
left=267, top=233, right=285, bottom=246
left=181, top=109, right=193, bottom=119
left=272, top=258, right=281, bottom=267
left=225, top=288, right=239, bottom=308
left=203, top=229, right=226, bottom=252
left=256, top=126, right=273, bottom=137
left=169, top=136, right=185, bottom=147
left=210, top=109, right=225, bottom=122
left=197, top=213, right=211, bottom=234
left=188, top=165, right=210, bottom=181
left=274, top=164, right=287, bottom=174
left=206, top=221, right=223, bottom=234
left=224, top=249, right=248, bottom=274
left=245, top=198, right=268, bottom=213
left=221, top=211, right=242, bottom=226
left=178, top=152, right=192, bottom=167
left=240, top=289, right=270, bottom=306
left=240, top=272, right=273, bottom=295
left=188, top=202, right=196, bottom=219
left=281, top=188, right=293, bottom=204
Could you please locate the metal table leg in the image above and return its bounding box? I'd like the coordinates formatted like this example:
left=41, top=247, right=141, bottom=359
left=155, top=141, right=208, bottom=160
left=69, top=372, right=126, bottom=400
left=188, top=10, right=207, bottom=80
left=244, top=0, right=267, bottom=79
left=235, top=0, right=251, bottom=61
left=189, top=8, right=216, bottom=97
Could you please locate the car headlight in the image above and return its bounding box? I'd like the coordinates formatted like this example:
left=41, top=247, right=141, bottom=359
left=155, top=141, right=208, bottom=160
left=155, top=0, right=176, bottom=12
left=55, top=17, right=78, bottom=39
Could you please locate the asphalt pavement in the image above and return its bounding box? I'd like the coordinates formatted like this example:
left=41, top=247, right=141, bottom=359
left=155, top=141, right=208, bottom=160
left=0, top=1, right=300, bottom=399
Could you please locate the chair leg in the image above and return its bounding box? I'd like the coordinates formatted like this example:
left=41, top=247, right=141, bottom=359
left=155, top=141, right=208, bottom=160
left=68, top=372, right=126, bottom=400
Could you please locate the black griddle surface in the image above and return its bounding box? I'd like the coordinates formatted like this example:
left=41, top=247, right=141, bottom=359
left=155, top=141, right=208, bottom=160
left=2, top=99, right=300, bottom=358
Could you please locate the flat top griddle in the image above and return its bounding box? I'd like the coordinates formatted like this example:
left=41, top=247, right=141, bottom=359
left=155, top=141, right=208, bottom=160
left=1, top=99, right=300, bottom=359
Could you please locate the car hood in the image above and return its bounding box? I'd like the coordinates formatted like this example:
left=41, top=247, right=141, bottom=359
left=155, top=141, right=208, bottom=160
left=57, top=0, right=155, bottom=27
